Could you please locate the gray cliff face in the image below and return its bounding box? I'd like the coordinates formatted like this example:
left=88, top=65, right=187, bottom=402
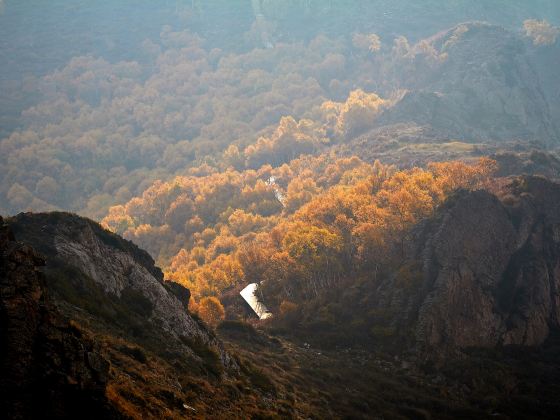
left=376, top=176, right=560, bottom=351
left=8, top=212, right=235, bottom=369
left=52, top=222, right=202, bottom=342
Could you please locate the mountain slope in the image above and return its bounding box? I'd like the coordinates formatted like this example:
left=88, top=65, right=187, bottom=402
left=1, top=213, right=291, bottom=418
left=0, top=215, right=120, bottom=418
left=3, top=185, right=560, bottom=418
left=363, top=176, right=560, bottom=352
left=377, top=23, right=560, bottom=143
left=7, top=212, right=233, bottom=366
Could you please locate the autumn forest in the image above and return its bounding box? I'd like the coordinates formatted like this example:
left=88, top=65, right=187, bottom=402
left=2, top=1, right=560, bottom=418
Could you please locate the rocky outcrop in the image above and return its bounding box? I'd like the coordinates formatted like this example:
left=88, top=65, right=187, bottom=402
left=421, top=176, right=560, bottom=348
left=0, top=216, right=119, bottom=419
left=7, top=212, right=235, bottom=369
left=415, top=190, right=519, bottom=348
left=376, top=176, right=560, bottom=351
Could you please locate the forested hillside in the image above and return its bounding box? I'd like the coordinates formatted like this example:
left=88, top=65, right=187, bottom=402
left=1, top=3, right=559, bottom=219
left=3, top=2, right=560, bottom=417
left=2, top=0, right=560, bottom=328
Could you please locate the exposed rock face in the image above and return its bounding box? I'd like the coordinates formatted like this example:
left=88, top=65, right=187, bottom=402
left=421, top=177, right=560, bottom=348
left=0, top=216, right=119, bottom=419
left=7, top=212, right=235, bottom=368
left=376, top=176, right=560, bottom=351
left=164, top=281, right=191, bottom=309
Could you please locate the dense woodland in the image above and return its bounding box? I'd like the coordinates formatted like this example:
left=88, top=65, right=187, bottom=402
left=102, top=150, right=496, bottom=326
left=0, top=21, right=454, bottom=219
left=1, top=2, right=559, bottom=328
left=1, top=7, right=558, bottom=219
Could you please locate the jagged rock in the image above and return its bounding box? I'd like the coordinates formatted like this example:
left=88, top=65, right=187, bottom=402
left=414, top=190, right=519, bottom=348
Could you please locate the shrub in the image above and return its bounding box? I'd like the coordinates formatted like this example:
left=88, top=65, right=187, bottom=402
left=198, top=296, right=226, bottom=328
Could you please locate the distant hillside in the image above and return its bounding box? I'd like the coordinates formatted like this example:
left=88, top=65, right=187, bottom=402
left=2, top=19, right=559, bottom=218
left=376, top=23, right=560, bottom=143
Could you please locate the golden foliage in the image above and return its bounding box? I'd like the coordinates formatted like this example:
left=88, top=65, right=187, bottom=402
left=352, top=33, right=382, bottom=52
left=198, top=296, right=226, bottom=328
left=0, top=29, right=361, bottom=217
left=322, top=89, right=388, bottom=139
left=524, top=19, right=560, bottom=46
left=126, top=154, right=497, bottom=307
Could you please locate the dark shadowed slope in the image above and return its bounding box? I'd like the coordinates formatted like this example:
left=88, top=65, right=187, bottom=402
left=356, top=176, right=560, bottom=354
